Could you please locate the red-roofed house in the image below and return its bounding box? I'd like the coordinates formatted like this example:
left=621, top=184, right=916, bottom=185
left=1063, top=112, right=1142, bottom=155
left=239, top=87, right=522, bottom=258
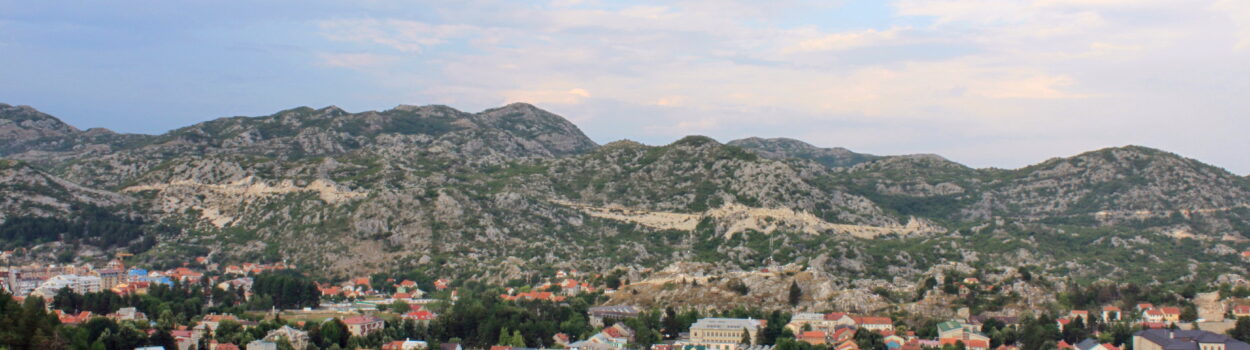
left=1160, top=307, right=1182, bottom=322
left=320, top=286, right=342, bottom=297
left=1234, top=305, right=1250, bottom=318
left=1143, top=309, right=1165, bottom=323
left=343, top=315, right=385, bottom=336
left=403, top=310, right=438, bottom=325
left=799, top=331, right=828, bottom=345
left=1069, top=310, right=1090, bottom=321
left=434, top=279, right=451, bottom=291
left=836, top=340, right=860, bottom=350
left=1102, top=306, right=1122, bottom=322
left=1058, top=340, right=1074, bottom=350
left=832, top=328, right=857, bottom=342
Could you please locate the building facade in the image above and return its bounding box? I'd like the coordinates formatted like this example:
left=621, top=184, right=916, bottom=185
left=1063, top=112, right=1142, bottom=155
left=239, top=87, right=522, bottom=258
left=688, top=318, right=766, bottom=350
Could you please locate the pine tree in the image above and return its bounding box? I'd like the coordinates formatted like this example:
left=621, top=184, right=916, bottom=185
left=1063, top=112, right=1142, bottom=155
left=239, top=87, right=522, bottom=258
left=663, top=307, right=681, bottom=339
left=511, top=330, right=526, bottom=347
left=499, top=328, right=511, bottom=345
left=741, top=328, right=752, bottom=345
left=789, top=281, right=802, bottom=306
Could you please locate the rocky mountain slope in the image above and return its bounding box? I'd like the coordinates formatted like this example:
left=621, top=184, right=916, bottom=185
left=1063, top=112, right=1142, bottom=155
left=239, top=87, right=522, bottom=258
left=2, top=102, right=1250, bottom=289
left=0, top=159, right=132, bottom=221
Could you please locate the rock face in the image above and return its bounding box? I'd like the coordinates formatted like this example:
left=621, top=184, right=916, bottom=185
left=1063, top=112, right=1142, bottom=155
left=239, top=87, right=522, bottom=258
left=2, top=102, right=1250, bottom=286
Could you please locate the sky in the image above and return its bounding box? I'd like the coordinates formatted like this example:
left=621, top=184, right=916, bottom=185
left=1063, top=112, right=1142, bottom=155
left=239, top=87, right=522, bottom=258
left=1, top=0, right=1248, bottom=173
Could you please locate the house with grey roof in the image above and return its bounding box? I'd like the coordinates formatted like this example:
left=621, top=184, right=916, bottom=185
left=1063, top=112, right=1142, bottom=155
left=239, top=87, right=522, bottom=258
left=1133, top=329, right=1250, bottom=350
left=589, top=305, right=641, bottom=328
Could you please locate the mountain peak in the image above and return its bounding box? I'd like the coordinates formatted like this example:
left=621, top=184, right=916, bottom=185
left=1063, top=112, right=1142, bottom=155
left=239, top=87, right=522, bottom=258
left=474, top=103, right=598, bottom=156
left=671, top=135, right=721, bottom=147
left=1, top=103, right=84, bottom=156
left=728, top=137, right=877, bottom=168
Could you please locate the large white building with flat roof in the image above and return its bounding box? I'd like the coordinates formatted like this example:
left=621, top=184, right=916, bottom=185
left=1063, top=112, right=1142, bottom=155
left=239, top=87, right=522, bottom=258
left=31, top=274, right=102, bottom=298
left=688, top=318, right=766, bottom=350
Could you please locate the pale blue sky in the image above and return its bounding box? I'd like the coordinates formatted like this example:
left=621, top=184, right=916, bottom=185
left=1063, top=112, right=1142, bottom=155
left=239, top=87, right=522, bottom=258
left=2, top=0, right=1248, bottom=173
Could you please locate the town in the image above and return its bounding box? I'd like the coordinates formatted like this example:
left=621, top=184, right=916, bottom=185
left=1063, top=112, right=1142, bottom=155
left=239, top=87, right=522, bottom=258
left=6, top=253, right=1250, bottom=350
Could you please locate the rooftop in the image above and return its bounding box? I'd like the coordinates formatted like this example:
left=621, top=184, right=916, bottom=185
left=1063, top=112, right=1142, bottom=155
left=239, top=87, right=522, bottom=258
left=691, top=318, right=765, bottom=331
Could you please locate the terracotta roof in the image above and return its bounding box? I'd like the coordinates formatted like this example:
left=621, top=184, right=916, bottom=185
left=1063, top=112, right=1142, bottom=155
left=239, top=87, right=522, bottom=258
left=826, top=312, right=850, bottom=321
left=403, top=310, right=437, bottom=320
left=854, top=316, right=893, bottom=325
left=343, top=315, right=383, bottom=325
left=800, top=331, right=827, bottom=339
left=203, top=314, right=239, bottom=322
left=602, top=325, right=632, bottom=338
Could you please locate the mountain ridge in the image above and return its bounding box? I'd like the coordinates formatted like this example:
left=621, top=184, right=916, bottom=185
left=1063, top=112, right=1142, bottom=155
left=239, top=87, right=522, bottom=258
left=3, top=102, right=1250, bottom=285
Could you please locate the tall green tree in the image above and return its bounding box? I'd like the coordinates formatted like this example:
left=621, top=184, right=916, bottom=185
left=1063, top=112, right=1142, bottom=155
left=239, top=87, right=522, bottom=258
left=509, top=330, right=526, bottom=347
left=1229, top=317, right=1250, bottom=343
left=789, top=281, right=803, bottom=306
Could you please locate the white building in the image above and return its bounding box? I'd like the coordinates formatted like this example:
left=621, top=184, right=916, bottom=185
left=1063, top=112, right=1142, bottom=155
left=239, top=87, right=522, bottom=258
left=688, top=318, right=766, bottom=350
left=31, top=274, right=102, bottom=298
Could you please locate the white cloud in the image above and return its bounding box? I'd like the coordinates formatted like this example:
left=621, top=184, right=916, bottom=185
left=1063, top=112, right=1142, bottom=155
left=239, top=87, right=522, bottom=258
left=319, top=18, right=471, bottom=53
left=1213, top=0, right=1250, bottom=49
left=782, top=27, right=907, bottom=53
left=317, top=52, right=399, bottom=69
left=306, top=0, right=1250, bottom=172
left=503, top=88, right=592, bottom=105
